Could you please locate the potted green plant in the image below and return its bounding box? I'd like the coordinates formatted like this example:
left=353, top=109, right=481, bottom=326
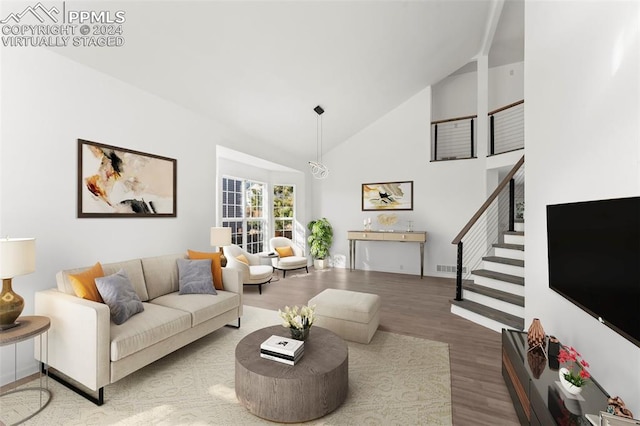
left=307, top=217, right=333, bottom=270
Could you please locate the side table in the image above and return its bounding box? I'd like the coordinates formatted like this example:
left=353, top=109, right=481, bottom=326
left=0, top=316, right=52, bottom=425
left=258, top=251, right=280, bottom=282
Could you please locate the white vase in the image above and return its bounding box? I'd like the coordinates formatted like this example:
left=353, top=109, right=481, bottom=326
left=314, top=259, right=328, bottom=270
left=559, top=367, right=583, bottom=395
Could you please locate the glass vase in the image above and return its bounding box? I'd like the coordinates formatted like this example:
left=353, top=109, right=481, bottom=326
left=290, top=327, right=309, bottom=341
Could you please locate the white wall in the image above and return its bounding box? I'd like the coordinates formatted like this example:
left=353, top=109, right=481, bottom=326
left=431, top=61, right=524, bottom=120
left=432, top=71, right=478, bottom=121
left=0, top=48, right=299, bottom=384
left=525, top=1, right=640, bottom=414
left=315, top=60, right=525, bottom=278
left=488, top=62, right=524, bottom=111
left=316, top=87, right=487, bottom=277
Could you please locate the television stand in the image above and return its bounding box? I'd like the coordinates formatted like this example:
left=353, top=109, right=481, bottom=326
left=502, top=329, right=610, bottom=425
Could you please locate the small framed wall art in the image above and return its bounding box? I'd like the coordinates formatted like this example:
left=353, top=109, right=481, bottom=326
left=362, top=181, right=413, bottom=211
left=77, top=139, right=177, bottom=218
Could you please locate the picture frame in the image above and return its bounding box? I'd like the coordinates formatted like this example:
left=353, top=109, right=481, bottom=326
left=77, top=139, right=177, bottom=218
left=362, top=181, right=413, bottom=211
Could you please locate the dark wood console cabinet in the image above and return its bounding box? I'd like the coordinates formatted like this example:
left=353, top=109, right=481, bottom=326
left=502, top=329, right=610, bottom=425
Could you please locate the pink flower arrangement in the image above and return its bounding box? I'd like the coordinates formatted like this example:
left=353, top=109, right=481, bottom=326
left=558, top=346, right=591, bottom=387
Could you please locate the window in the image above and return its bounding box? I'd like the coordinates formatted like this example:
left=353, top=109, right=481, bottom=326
left=273, top=185, right=295, bottom=240
left=222, top=177, right=266, bottom=254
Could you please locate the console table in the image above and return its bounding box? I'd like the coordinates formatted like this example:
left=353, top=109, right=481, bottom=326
left=347, top=230, right=427, bottom=278
left=502, top=329, right=610, bottom=425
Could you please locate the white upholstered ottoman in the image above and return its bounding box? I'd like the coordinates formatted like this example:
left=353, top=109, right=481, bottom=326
left=309, top=289, right=381, bottom=344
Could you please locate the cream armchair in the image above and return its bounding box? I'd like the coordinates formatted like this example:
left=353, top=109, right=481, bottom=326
left=224, top=245, right=273, bottom=294
left=269, top=237, right=309, bottom=278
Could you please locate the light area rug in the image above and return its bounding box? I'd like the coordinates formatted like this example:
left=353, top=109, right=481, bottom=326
left=2, top=306, right=452, bottom=425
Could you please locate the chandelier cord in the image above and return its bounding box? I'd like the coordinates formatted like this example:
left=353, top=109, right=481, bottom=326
left=309, top=105, right=328, bottom=179
left=318, top=113, right=323, bottom=163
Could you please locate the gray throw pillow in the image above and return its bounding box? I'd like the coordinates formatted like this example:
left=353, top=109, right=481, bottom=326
left=95, top=269, right=144, bottom=325
left=177, top=258, right=217, bottom=295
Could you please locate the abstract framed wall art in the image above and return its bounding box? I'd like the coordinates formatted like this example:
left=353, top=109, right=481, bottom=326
left=362, top=181, right=413, bottom=211
left=77, top=139, right=177, bottom=218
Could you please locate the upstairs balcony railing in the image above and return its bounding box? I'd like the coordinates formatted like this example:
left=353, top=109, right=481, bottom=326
left=489, top=100, right=524, bottom=156
left=431, top=115, right=476, bottom=161
left=451, top=155, right=525, bottom=300
left=431, top=100, right=524, bottom=161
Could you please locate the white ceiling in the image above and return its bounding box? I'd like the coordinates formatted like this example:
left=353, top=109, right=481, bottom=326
left=54, top=0, right=523, bottom=160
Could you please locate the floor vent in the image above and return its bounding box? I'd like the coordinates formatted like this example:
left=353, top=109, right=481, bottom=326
left=437, top=265, right=467, bottom=273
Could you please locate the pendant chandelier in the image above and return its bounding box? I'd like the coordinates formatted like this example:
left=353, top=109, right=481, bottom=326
left=309, top=105, right=329, bottom=179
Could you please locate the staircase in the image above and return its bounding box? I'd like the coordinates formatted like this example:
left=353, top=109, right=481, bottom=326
left=449, top=155, right=526, bottom=333
left=450, top=226, right=525, bottom=332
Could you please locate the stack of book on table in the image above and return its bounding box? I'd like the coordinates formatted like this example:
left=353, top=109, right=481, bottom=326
left=260, top=334, right=304, bottom=365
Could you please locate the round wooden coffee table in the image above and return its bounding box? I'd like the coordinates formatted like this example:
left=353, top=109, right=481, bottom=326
left=235, top=325, right=348, bottom=422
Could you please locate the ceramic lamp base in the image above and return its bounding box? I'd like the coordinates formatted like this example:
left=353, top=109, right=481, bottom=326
left=0, top=278, right=24, bottom=330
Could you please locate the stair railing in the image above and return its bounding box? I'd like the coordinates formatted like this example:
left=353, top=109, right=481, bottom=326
left=451, top=155, right=525, bottom=301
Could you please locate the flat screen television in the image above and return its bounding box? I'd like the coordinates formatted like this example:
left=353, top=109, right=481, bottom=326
left=546, top=196, right=640, bottom=348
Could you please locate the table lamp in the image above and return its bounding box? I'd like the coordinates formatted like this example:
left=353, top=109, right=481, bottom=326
left=210, top=227, right=231, bottom=267
left=0, top=238, right=36, bottom=330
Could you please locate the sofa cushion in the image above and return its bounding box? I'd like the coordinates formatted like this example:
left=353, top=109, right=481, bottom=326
left=102, top=259, right=149, bottom=302
left=177, top=259, right=217, bottom=295
left=141, top=253, right=185, bottom=300
left=151, top=291, right=240, bottom=327
left=68, top=262, right=105, bottom=303
left=109, top=302, right=191, bottom=361
left=96, top=269, right=145, bottom=325
left=57, top=259, right=148, bottom=301
left=187, top=250, right=224, bottom=290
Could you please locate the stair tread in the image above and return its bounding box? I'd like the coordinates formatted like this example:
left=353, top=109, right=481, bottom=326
left=493, top=243, right=525, bottom=251
left=451, top=299, right=524, bottom=330
left=504, top=231, right=524, bottom=236
left=472, top=269, right=525, bottom=285
left=483, top=256, right=524, bottom=267
left=464, top=282, right=524, bottom=306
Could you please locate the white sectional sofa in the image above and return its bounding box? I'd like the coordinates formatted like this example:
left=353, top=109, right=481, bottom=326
left=34, top=253, right=243, bottom=405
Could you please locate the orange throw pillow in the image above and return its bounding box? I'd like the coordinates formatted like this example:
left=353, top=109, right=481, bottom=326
left=236, top=254, right=249, bottom=265
left=69, top=262, right=105, bottom=303
left=187, top=250, right=224, bottom=290
left=275, top=246, right=294, bottom=258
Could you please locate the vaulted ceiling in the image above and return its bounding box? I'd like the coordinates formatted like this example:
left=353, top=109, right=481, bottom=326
left=54, top=0, right=523, bottom=160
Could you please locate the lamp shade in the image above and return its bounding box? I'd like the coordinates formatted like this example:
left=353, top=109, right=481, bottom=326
left=0, top=238, right=36, bottom=278
left=210, top=227, right=231, bottom=247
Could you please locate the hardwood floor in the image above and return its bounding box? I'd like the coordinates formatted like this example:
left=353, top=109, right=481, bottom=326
left=243, top=267, right=520, bottom=426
